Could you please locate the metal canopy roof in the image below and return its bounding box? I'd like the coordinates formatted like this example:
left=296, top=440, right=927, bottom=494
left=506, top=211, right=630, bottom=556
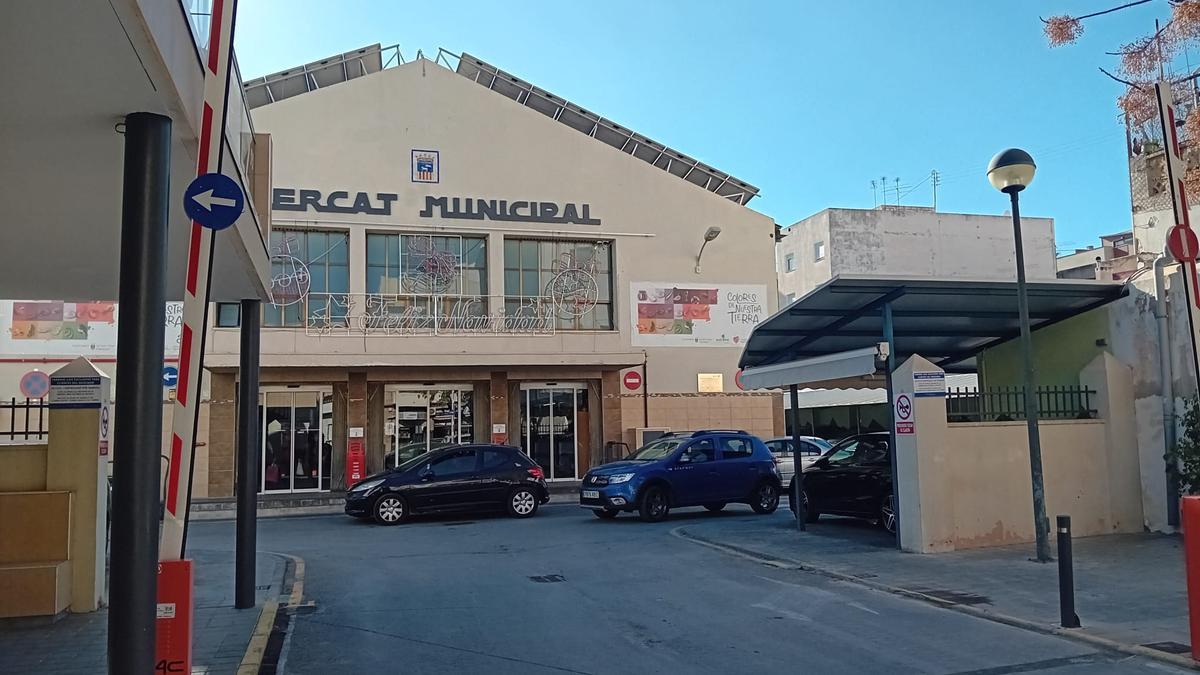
left=739, top=275, right=1128, bottom=372
left=452, top=52, right=760, bottom=206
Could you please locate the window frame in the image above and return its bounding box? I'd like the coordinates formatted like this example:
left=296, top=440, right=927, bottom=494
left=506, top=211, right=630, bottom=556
left=784, top=253, right=796, bottom=272
left=502, top=237, right=614, bottom=331
left=215, top=302, right=241, bottom=328
left=717, top=436, right=754, bottom=460
left=814, top=240, right=827, bottom=262
left=427, top=447, right=479, bottom=478
left=266, top=228, right=351, bottom=328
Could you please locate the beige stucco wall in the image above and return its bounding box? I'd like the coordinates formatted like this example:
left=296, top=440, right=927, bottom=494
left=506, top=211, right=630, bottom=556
left=778, top=206, right=1057, bottom=300
left=211, top=57, right=777, bottom=396
left=944, top=420, right=1112, bottom=547
left=0, top=443, right=47, bottom=492
left=895, top=353, right=1143, bottom=553
left=619, top=392, right=782, bottom=446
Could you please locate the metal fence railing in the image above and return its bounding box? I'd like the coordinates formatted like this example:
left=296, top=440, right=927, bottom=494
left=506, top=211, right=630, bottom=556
left=1, top=396, right=48, bottom=444
left=946, top=386, right=1097, bottom=424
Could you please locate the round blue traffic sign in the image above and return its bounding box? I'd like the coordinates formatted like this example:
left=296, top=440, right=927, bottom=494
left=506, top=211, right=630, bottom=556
left=162, top=366, right=179, bottom=388
left=20, top=371, right=50, bottom=399
left=184, top=172, right=244, bottom=231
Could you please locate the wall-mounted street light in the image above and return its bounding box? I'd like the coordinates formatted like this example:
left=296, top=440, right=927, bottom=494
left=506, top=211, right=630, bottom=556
left=695, top=226, right=722, bottom=274
left=987, top=147, right=1052, bottom=563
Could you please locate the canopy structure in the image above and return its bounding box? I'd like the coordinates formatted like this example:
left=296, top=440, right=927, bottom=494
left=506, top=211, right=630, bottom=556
left=739, top=275, right=1127, bottom=388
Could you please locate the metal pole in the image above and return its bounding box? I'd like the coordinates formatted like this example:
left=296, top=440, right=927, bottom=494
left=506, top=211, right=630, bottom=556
left=642, top=353, right=649, bottom=428
left=884, top=302, right=901, bottom=550
left=109, top=112, right=171, bottom=675
left=789, top=384, right=806, bottom=530
left=235, top=299, right=261, bottom=609
left=1009, top=189, right=1053, bottom=562
left=1155, top=255, right=1181, bottom=528
left=1056, top=515, right=1080, bottom=628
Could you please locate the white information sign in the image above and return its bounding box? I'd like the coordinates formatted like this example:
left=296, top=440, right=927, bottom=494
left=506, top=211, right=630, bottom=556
left=49, top=375, right=103, bottom=409
left=913, top=372, right=946, bottom=398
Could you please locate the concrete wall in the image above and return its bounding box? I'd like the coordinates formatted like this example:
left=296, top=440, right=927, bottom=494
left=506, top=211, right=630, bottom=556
left=895, top=353, right=1143, bottom=553
left=777, top=206, right=1057, bottom=300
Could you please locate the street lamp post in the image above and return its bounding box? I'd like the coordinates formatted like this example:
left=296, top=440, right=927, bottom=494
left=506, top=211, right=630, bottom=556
left=988, top=148, right=1053, bottom=563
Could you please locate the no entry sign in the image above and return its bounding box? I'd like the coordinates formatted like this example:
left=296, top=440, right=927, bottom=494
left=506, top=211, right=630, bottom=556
left=623, top=371, right=642, bottom=390
left=1169, top=224, right=1200, bottom=263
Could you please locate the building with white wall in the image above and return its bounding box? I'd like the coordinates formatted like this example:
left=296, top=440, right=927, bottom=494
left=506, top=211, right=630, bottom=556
left=195, top=46, right=781, bottom=497
left=777, top=205, right=1057, bottom=303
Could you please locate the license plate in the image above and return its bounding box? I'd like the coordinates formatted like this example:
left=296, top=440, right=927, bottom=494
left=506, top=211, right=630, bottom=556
left=582, top=490, right=600, bottom=499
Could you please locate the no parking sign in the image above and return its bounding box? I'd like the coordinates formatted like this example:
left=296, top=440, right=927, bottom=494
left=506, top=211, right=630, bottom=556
left=894, top=393, right=914, bottom=435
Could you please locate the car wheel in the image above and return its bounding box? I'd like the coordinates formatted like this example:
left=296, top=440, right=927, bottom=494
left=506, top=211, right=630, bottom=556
left=880, top=493, right=897, bottom=535
left=593, top=508, right=619, bottom=519
left=704, top=502, right=727, bottom=513
left=751, top=481, right=780, bottom=514
left=373, top=494, right=407, bottom=526
left=638, top=485, right=670, bottom=522
left=802, top=488, right=821, bottom=523
left=507, top=488, right=539, bottom=518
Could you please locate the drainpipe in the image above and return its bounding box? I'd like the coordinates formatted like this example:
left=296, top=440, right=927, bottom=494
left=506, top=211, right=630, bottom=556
left=1155, top=253, right=1180, bottom=527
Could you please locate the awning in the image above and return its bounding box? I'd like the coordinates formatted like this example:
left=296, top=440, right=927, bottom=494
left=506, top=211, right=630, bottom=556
left=739, top=275, right=1127, bottom=381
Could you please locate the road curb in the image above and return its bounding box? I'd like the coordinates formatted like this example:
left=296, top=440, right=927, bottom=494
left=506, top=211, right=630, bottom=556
left=236, top=551, right=307, bottom=675
left=670, top=526, right=1200, bottom=672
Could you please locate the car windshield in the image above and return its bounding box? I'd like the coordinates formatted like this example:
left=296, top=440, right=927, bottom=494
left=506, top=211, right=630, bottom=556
left=810, top=438, right=833, bottom=451
left=628, top=438, right=686, bottom=461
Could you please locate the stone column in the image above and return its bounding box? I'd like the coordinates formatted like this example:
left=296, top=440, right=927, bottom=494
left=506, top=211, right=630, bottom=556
left=892, top=356, right=953, bottom=553
left=600, top=371, right=623, bottom=458
left=490, top=372, right=509, bottom=443
left=207, top=372, right=237, bottom=498
left=45, top=358, right=110, bottom=612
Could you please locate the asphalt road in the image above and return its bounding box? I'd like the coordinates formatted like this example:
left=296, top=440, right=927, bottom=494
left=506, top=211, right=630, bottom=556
left=189, top=503, right=1187, bottom=675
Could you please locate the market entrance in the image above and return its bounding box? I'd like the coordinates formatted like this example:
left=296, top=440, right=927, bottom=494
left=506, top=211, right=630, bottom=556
left=385, top=386, right=475, bottom=468
left=260, top=389, right=333, bottom=493
left=519, top=382, right=588, bottom=480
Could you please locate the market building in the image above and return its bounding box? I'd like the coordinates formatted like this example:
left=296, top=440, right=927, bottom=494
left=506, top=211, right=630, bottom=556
left=197, top=46, right=781, bottom=496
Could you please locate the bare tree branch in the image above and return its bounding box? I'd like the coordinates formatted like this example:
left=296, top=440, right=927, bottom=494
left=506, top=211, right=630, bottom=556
left=1041, top=0, right=1155, bottom=23
left=1100, top=66, right=1150, bottom=89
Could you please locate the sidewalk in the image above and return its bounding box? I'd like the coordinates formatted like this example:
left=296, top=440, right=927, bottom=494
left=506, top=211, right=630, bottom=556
left=675, top=511, right=1190, bottom=657
left=0, top=549, right=285, bottom=675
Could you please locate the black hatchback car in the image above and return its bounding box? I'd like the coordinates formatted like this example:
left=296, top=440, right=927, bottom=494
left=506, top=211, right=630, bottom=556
left=345, top=444, right=550, bottom=525
left=787, top=432, right=896, bottom=534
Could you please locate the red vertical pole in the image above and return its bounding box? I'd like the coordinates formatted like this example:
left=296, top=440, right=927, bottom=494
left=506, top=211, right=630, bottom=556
left=1184, top=496, right=1200, bottom=662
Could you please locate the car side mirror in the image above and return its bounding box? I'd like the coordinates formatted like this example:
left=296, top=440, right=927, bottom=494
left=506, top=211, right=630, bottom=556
left=419, top=466, right=434, bottom=481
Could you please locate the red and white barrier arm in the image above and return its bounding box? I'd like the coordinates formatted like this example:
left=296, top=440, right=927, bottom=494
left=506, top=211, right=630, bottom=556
left=160, top=0, right=239, bottom=561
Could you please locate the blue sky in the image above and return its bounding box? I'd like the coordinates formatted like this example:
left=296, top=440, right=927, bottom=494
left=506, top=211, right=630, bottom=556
left=235, top=0, right=1175, bottom=253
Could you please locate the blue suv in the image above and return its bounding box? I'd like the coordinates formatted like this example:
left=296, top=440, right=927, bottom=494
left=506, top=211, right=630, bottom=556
left=580, top=430, right=782, bottom=522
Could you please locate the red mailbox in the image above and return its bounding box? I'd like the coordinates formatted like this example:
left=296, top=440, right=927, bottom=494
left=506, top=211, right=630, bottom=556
left=347, top=438, right=366, bottom=485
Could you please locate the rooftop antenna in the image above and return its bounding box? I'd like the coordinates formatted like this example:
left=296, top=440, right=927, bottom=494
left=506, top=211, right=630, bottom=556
left=871, top=180, right=878, bottom=207
left=894, top=177, right=901, bottom=206
left=881, top=176, right=887, bottom=205
left=931, top=169, right=941, bottom=211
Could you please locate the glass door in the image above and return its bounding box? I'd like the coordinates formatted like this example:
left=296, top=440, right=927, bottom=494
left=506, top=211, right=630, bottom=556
left=260, top=390, right=327, bottom=493
left=520, top=385, right=583, bottom=480
left=387, top=387, right=475, bottom=468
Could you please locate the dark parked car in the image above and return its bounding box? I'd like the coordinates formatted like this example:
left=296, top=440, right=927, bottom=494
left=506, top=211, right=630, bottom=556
left=580, top=430, right=782, bottom=522
left=788, top=432, right=896, bottom=534
left=345, top=444, right=550, bottom=525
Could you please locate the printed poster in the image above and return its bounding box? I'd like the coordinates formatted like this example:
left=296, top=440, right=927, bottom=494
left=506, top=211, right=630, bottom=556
left=0, top=300, right=183, bottom=357
left=630, top=282, right=767, bottom=347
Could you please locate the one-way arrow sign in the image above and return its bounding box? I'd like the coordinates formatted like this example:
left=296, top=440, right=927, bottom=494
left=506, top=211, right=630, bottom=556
left=184, top=172, right=244, bottom=231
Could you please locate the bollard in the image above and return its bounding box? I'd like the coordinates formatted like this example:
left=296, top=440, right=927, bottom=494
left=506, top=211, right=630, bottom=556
left=793, top=476, right=806, bottom=532
left=1056, top=515, right=1080, bottom=628
left=1183, top=496, right=1200, bottom=662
